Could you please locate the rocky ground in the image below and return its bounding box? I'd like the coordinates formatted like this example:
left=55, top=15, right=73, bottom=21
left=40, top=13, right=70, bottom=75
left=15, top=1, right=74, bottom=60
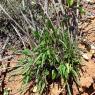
left=0, top=1, right=95, bottom=95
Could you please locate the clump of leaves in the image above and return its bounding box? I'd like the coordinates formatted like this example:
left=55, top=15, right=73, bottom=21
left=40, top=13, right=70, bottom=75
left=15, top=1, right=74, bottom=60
left=16, top=19, right=81, bottom=95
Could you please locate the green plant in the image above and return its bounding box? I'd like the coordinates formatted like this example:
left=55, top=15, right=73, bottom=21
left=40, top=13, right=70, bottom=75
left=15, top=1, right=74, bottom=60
left=0, top=0, right=81, bottom=95
left=15, top=19, right=80, bottom=95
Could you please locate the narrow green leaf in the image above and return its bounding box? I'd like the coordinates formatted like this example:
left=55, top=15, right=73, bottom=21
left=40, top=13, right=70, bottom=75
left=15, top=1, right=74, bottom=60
left=52, top=70, right=57, bottom=80
left=67, top=0, right=74, bottom=6
left=22, top=49, right=31, bottom=56
left=59, top=64, right=65, bottom=78
left=79, top=6, right=85, bottom=14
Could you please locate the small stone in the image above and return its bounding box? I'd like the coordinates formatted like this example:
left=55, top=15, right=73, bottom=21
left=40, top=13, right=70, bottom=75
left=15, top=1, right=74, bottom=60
left=82, top=53, right=89, bottom=61
left=7, top=88, right=11, bottom=91
left=33, top=86, right=38, bottom=93
left=91, top=50, right=95, bottom=54
left=79, top=87, right=83, bottom=92
left=91, top=44, right=95, bottom=50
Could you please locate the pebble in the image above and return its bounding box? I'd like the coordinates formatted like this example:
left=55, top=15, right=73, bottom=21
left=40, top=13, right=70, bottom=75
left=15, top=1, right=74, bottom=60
left=33, top=86, right=38, bottom=93
left=90, top=44, right=95, bottom=50
left=82, top=53, right=89, bottom=61
left=83, top=0, right=94, bottom=3
left=91, top=50, right=95, bottom=54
